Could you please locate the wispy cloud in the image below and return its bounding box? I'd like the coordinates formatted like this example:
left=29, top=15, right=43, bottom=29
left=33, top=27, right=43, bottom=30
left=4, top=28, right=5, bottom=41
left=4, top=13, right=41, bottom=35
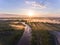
left=25, top=0, right=47, bottom=9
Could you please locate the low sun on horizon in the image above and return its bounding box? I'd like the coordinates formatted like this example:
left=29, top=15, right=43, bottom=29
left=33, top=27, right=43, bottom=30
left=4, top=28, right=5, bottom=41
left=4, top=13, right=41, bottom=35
left=27, top=10, right=34, bottom=17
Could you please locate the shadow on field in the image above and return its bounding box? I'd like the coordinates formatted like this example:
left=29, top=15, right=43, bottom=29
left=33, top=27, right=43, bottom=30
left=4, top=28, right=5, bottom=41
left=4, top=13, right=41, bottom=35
left=0, top=30, right=24, bottom=45
left=0, top=20, right=24, bottom=45
left=31, top=30, right=57, bottom=45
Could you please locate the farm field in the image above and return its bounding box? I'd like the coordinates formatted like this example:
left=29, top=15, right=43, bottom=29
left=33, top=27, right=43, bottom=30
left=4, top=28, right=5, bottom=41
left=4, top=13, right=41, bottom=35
left=0, top=20, right=24, bottom=45
left=27, top=22, right=60, bottom=45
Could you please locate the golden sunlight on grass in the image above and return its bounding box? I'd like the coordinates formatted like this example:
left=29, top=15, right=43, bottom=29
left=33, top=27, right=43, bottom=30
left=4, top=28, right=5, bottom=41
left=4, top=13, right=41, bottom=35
left=9, top=22, right=25, bottom=30
left=10, top=24, right=25, bottom=30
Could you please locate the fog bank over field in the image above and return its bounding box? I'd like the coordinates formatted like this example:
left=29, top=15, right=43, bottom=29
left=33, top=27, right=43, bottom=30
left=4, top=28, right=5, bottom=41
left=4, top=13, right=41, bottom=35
left=0, top=14, right=60, bottom=18
left=0, top=14, right=28, bottom=17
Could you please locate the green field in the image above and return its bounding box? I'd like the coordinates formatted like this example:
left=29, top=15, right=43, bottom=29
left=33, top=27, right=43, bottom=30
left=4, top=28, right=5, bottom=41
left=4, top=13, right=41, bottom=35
left=0, top=20, right=24, bottom=45
left=27, top=22, right=60, bottom=45
left=0, top=20, right=60, bottom=45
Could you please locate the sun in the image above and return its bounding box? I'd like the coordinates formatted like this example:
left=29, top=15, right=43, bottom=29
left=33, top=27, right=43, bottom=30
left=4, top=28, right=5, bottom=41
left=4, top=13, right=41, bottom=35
left=28, top=10, right=34, bottom=17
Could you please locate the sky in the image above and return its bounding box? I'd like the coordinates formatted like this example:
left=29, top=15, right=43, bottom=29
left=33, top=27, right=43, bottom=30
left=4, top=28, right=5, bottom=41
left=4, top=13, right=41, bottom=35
left=0, top=0, right=60, bottom=17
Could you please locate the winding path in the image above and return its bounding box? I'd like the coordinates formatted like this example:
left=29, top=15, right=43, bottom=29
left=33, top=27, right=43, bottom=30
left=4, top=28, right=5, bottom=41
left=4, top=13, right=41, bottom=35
left=17, top=22, right=32, bottom=45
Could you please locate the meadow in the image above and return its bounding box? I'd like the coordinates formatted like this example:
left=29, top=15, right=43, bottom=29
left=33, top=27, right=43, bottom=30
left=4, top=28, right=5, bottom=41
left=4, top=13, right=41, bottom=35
left=0, top=18, right=60, bottom=45
left=0, top=20, right=24, bottom=45
left=27, top=22, right=60, bottom=45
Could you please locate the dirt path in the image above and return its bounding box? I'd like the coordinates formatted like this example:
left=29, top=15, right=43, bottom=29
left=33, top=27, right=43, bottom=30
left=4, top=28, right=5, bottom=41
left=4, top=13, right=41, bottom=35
left=17, top=22, right=32, bottom=45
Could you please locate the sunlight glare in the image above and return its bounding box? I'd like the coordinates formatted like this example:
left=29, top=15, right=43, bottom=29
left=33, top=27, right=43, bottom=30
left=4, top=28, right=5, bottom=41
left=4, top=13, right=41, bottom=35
left=28, top=10, right=34, bottom=17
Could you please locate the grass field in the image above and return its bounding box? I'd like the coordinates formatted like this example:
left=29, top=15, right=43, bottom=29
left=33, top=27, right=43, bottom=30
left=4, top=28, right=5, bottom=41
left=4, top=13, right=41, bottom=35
left=0, top=19, right=60, bottom=45
left=27, top=22, right=60, bottom=45
left=0, top=20, right=24, bottom=45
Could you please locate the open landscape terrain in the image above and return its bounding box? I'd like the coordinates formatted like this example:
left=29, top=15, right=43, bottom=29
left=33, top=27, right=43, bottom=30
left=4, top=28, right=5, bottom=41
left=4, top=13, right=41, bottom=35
left=0, top=0, right=60, bottom=45
left=0, top=17, right=60, bottom=45
left=0, top=20, right=25, bottom=45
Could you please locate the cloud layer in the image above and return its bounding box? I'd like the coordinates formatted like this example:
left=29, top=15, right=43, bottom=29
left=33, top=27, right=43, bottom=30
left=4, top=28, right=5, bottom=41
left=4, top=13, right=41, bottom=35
left=25, top=0, right=47, bottom=9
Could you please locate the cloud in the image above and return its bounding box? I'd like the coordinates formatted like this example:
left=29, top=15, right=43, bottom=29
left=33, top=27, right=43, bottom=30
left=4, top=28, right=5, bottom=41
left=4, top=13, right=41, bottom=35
left=25, top=0, right=47, bottom=9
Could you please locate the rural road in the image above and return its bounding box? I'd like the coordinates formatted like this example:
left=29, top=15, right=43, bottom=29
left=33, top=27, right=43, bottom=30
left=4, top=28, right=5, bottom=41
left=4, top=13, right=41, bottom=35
left=17, top=22, right=32, bottom=45
left=49, top=31, right=60, bottom=45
